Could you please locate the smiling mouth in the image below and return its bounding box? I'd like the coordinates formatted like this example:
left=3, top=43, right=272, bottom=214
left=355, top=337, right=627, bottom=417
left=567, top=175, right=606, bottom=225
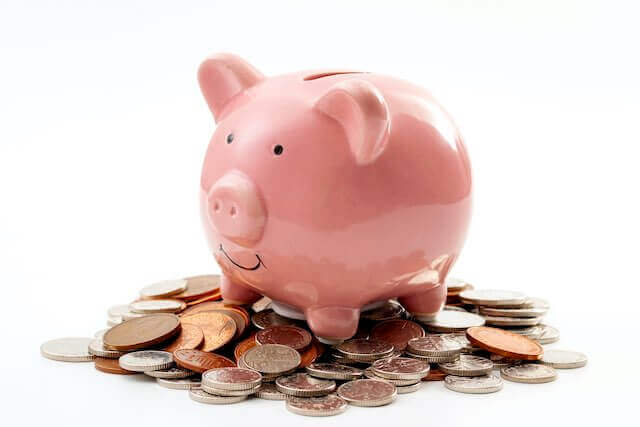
left=219, top=244, right=266, bottom=271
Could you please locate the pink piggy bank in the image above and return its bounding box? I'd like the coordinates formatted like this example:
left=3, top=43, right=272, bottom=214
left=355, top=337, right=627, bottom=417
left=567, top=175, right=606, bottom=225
left=198, top=53, right=472, bottom=342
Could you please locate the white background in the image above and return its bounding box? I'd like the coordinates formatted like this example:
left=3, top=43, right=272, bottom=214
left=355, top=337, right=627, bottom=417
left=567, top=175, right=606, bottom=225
left=1, top=1, right=638, bottom=425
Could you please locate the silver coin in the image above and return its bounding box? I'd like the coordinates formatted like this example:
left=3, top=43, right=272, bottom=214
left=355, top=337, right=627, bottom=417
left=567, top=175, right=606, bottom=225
left=363, top=367, right=420, bottom=386
left=483, top=315, right=542, bottom=327
left=157, top=376, right=201, bottom=390
left=360, top=300, right=405, bottom=322
left=396, top=382, right=422, bottom=394
left=202, top=367, right=262, bottom=390
left=444, top=374, right=503, bottom=394
left=251, top=310, right=299, bottom=330
left=443, top=305, right=468, bottom=312
left=243, top=344, right=301, bottom=374
left=507, top=325, right=541, bottom=338
left=539, top=349, right=587, bottom=369
left=444, top=333, right=480, bottom=353
left=255, top=382, right=287, bottom=400
left=371, top=357, right=430, bottom=380
left=335, top=339, right=394, bottom=361
left=121, top=312, right=147, bottom=321
left=306, top=363, right=363, bottom=380
left=533, top=324, right=560, bottom=344
left=439, top=355, right=493, bottom=376
left=107, top=317, right=123, bottom=326
left=145, top=367, right=194, bottom=379
left=337, top=379, right=397, bottom=407
left=251, top=296, right=272, bottom=313
left=88, top=338, right=124, bottom=359
left=490, top=354, right=522, bottom=369
left=129, top=299, right=184, bottom=314
left=118, top=350, right=173, bottom=372
left=202, top=383, right=260, bottom=396
left=421, top=311, right=485, bottom=332
left=94, top=329, right=109, bottom=339
left=406, top=335, right=463, bottom=357
left=139, top=279, right=187, bottom=299
left=405, top=351, right=460, bottom=364
left=501, top=364, right=558, bottom=383
left=107, top=304, right=133, bottom=319
left=459, top=289, right=526, bottom=307
left=479, top=306, right=547, bottom=318
left=445, top=277, right=470, bottom=291
left=286, top=394, right=348, bottom=417
left=189, top=388, right=247, bottom=405
left=276, top=373, right=336, bottom=397
left=40, top=337, right=95, bottom=362
left=522, top=297, right=550, bottom=310
left=328, top=352, right=364, bottom=365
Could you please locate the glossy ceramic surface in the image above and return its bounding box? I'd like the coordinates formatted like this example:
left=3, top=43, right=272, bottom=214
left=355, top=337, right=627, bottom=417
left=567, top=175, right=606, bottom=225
left=198, top=53, right=472, bottom=341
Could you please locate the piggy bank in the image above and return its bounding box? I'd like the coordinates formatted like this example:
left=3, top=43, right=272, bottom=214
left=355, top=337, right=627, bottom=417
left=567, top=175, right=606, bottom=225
left=198, top=53, right=472, bottom=342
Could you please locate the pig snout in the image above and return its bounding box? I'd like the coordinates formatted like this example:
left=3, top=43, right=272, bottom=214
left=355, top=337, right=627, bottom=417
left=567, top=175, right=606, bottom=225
left=207, top=170, right=266, bottom=247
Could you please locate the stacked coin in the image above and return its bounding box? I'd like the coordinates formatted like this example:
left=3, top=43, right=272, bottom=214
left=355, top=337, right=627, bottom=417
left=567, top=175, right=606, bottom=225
left=200, top=367, right=262, bottom=400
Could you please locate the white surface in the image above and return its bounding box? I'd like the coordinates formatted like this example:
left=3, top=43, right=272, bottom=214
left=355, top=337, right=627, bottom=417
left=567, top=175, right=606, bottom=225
left=1, top=1, right=638, bottom=425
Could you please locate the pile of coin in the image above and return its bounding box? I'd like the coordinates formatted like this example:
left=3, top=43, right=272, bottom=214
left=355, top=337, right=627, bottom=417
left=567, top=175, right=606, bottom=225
left=41, top=275, right=587, bottom=416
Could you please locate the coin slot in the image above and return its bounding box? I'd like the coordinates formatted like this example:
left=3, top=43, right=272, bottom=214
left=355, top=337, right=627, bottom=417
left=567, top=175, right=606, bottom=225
left=303, top=71, right=366, bottom=81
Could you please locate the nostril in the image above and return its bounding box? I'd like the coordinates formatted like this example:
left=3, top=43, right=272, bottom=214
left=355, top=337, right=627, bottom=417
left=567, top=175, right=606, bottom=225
left=229, top=205, right=237, bottom=217
left=213, top=200, right=221, bottom=212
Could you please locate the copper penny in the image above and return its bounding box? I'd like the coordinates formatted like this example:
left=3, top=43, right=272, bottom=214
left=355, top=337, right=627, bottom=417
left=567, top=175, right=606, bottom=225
left=466, top=326, right=543, bottom=361
left=174, top=349, right=236, bottom=373
left=185, top=291, right=222, bottom=306
left=234, top=333, right=258, bottom=361
left=180, top=301, right=226, bottom=317
left=179, top=311, right=236, bottom=352
left=196, top=308, right=247, bottom=339
left=95, top=357, right=137, bottom=375
left=173, top=275, right=220, bottom=301
left=256, top=326, right=312, bottom=351
left=163, top=323, right=204, bottom=352
left=369, top=320, right=425, bottom=351
left=103, top=313, right=181, bottom=351
left=423, top=367, right=447, bottom=381
left=298, top=339, right=322, bottom=368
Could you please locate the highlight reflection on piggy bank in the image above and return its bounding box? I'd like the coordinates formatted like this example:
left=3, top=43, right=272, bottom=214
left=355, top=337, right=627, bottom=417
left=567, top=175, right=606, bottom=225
left=198, top=53, right=472, bottom=342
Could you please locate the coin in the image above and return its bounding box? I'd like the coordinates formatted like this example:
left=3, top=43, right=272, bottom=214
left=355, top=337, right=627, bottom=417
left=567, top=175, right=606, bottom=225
left=459, top=289, right=526, bottom=307
left=157, top=376, right=201, bottom=389
left=130, top=299, right=185, bottom=314
left=466, top=326, right=544, bottom=360
left=306, top=363, right=363, bottom=380
left=202, top=384, right=260, bottom=396
left=40, top=337, right=95, bottom=362
left=438, top=355, right=493, bottom=376
left=444, top=374, right=503, bottom=394
left=539, top=349, right=587, bottom=369
left=404, top=352, right=460, bottom=364
left=251, top=309, right=299, bottom=330
left=234, top=333, right=258, bottom=361
left=286, top=394, right=348, bottom=417
left=173, top=275, right=220, bottom=301
left=173, top=349, right=235, bottom=373
left=335, top=339, right=394, bottom=362
left=445, top=333, right=480, bottom=353
left=407, top=335, right=463, bottom=357
left=107, top=304, right=133, bottom=319
left=372, top=357, right=430, bottom=380
left=184, top=291, right=222, bottom=306
left=445, top=277, right=471, bottom=291
left=163, top=323, right=204, bottom=352
left=276, top=373, right=336, bottom=397
left=532, top=324, right=560, bottom=344
left=424, top=368, right=447, bottom=381
left=396, top=382, right=422, bottom=394
left=202, top=367, right=262, bottom=391
left=363, top=367, right=420, bottom=386
left=88, top=338, right=125, bottom=359
left=192, top=307, right=247, bottom=339
left=501, top=364, right=558, bottom=383
left=299, top=339, right=322, bottom=368
left=255, top=382, right=287, bottom=400
left=139, top=279, right=188, bottom=299
left=421, top=311, right=485, bottom=332
left=369, top=320, right=425, bottom=351
left=522, top=297, right=550, bottom=310
left=243, top=344, right=301, bottom=374
left=479, top=306, right=547, bottom=318
left=256, top=325, right=312, bottom=351
left=103, top=313, right=181, bottom=351
left=144, top=367, right=194, bottom=379
left=94, top=329, right=109, bottom=339
left=490, top=353, right=522, bottom=369
left=251, top=296, right=272, bottom=312
left=94, top=357, right=137, bottom=375
left=483, top=315, right=542, bottom=327
left=337, top=379, right=397, bottom=407
left=189, top=388, right=247, bottom=404
left=118, top=350, right=173, bottom=372
left=179, top=311, right=236, bottom=352
left=360, top=300, right=405, bottom=322
left=443, top=305, right=468, bottom=312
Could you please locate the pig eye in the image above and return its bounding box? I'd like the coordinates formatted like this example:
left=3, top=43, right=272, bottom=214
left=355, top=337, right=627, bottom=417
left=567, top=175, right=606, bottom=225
left=273, top=145, right=284, bottom=155
left=226, top=133, right=234, bottom=144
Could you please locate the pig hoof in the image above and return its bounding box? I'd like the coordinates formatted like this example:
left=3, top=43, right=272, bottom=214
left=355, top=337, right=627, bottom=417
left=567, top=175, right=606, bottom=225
left=398, top=282, right=447, bottom=319
left=305, top=306, right=360, bottom=341
left=220, top=275, right=261, bottom=305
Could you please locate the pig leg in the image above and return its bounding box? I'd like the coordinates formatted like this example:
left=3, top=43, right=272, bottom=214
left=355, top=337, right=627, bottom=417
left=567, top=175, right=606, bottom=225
left=220, top=274, right=262, bottom=305
left=305, top=306, right=360, bottom=344
left=398, top=282, right=446, bottom=320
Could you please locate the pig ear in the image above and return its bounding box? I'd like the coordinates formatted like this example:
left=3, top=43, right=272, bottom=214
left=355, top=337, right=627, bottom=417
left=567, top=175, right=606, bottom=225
left=314, top=80, right=390, bottom=165
left=198, top=53, right=264, bottom=122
